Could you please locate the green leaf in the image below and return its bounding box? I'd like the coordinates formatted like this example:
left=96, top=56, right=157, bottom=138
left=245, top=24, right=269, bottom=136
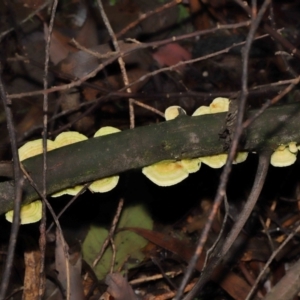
left=82, top=203, right=153, bottom=279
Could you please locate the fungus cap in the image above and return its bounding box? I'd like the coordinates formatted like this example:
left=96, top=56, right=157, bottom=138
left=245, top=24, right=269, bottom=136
left=51, top=185, right=84, bottom=198
left=5, top=200, right=42, bottom=224
left=270, top=146, right=297, bottom=167
left=233, top=152, right=248, bottom=164
left=54, top=131, right=88, bottom=148
left=142, top=160, right=188, bottom=186
left=90, top=126, right=121, bottom=192
left=52, top=132, right=87, bottom=197
left=209, top=97, right=229, bottom=113
left=181, top=158, right=201, bottom=173
left=165, top=106, right=186, bottom=121
left=192, top=106, right=211, bottom=116
left=94, top=126, right=121, bottom=137
left=18, top=139, right=56, bottom=161
left=288, top=142, right=298, bottom=154
left=200, top=154, right=228, bottom=169
left=89, top=176, right=119, bottom=193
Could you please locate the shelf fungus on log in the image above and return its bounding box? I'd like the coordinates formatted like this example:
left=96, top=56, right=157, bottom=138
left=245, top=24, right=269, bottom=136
left=88, top=126, right=121, bottom=193
left=9, top=139, right=57, bottom=224
left=52, top=131, right=88, bottom=197
left=142, top=106, right=191, bottom=186
left=18, top=139, right=56, bottom=161
left=5, top=200, right=42, bottom=224
left=142, top=160, right=189, bottom=187
left=271, top=143, right=298, bottom=167
left=192, top=98, right=229, bottom=168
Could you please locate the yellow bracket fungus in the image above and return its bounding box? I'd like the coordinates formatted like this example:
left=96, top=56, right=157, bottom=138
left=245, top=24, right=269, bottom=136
left=200, top=154, right=228, bottom=169
left=233, top=152, right=248, bottom=164
left=89, top=176, right=120, bottom=193
left=18, top=139, right=56, bottom=161
left=7, top=140, right=55, bottom=224
left=142, top=160, right=189, bottom=187
left=164, top=106, right=186, bottom=120
left=54, top=131, right=88, bottom=148
left=181, top=158, right=202, bottom=173
left=192, top=106, right=211, bottom=116
left=94, top=126, right=121, bottom=137
left=51, top=185, right=84, bottom=198
left=288, top=142, right=298, bottom=154
left=51, top=132, right=88, bottom=197
left=143, top=106, right=191, bottom=186
left=89, top=126, right=121, bottom=193
left=192, top=98, right=229, bottom=168
left=5, top=200, right=42, bottom=224
left=271, top=144, right=297, bottom=167
left=192, top=97, right=229, bottom=116
left=210, top=97, right=230, bottom=113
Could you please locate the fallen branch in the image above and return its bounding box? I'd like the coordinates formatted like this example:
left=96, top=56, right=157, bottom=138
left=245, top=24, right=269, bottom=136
left=0, top=103, right=299, bottom=215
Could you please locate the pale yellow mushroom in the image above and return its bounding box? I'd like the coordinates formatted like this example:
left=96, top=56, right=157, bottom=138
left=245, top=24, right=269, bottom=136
left=233, top=152, right=248, bottom=164
left=18, top=139, right=56, bottom=161
left=142, top=107, right=195, bottom=186
left=94, top=126, right=121, bottom=137
left=54, top=131, right=88, bottom=148
left=51, top=185, right=84, bottom=198
left=88, top=126, right=121, bottom=193
left=288, top=142, right=298, bottom=154
left=181, top=158, right=202, bottom=173
left=14, top=140, right=54, bottom=224
left=165, top=106, right=186, bottom=121
left=52, top=132, right=88, bottom=197
left=5, top=200, right=42, bottom=224
left=192, top=106, right=211, bottom=116
left=89, top=177, right=119, bottom=193
left=209, top=97, right=229, bottom=113
left=200, top=154, right=228, bottom=169
left=142, top=160, right=189, bottom=187
left=192, top=98, right=228, bottom=169
left=192, top=97, right=229, bottom=116
left=271, top=145, right=297, bottom=167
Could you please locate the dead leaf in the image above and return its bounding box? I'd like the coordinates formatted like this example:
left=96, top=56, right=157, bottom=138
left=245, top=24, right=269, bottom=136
left=105, top=273, right=138, bottom=300
left=55, top=229, right=84, bottom=300
left=126, top=227, right=254, bottom=300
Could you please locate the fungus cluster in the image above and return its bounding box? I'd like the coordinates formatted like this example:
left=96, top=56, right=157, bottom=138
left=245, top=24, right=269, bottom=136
left=270, top=142, right=298, bottom=167
left=5, top=98, right=300, bottom=224
left=142, top=98, right=248, bottom=186
left=5, top=126, right=121, bottom=224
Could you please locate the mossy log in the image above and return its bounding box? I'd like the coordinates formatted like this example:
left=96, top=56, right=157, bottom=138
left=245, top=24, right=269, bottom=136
left=0, top=103, right=300, bottom=215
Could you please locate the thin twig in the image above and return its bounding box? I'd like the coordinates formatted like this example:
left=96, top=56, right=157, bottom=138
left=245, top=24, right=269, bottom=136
left=203, top=194, right=229, bottom=268
left=188, top=153, right=270, bottom=299
left=20, top=164, right=71, bottom=299
left=243, top=75, right=300, bottom=129
left=130, top=99, right=165, bottom=118
left=7, top=21, right=251, bottom=100
left=46, top=183, right=91, bottom=234
left=109, top=237, right=116, bottom=274
left=96, top=0, right=136, bottom=128
left=92, top=198, right=124, bottom=268
left=0, top=0, right=52, bottom=41
left=245, top=221, right=300, bottom=300
left=233, top=0, right=300, bottom=60
left=0, top=64, right=23, bottom=299
left=38, top=0, right=59, bottom=297
left=116, top=0, right=182, bottom=39
left=176, top=1, right=271, bottom=299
